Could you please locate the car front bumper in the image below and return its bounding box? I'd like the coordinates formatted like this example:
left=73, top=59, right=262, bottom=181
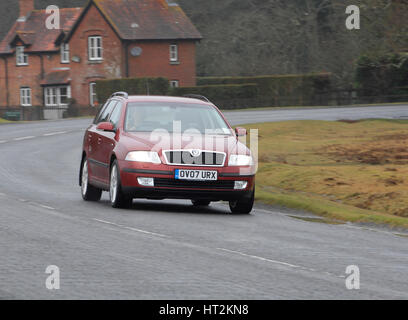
left=119, top=163, right=255, bottom=201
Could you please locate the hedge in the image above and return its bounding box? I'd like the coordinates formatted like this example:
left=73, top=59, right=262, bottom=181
left=355, top=53, right=408, bottom=97
left=197, top=73, right=332, bottom=107
left=95, top=77, right=169, bottom=103
left=170, top=83, right=259, bottom=109
left=170, top=83, right=258, bottom=100
left=95, top=73, right=332, bottom=110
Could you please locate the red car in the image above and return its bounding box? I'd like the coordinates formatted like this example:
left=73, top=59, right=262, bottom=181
left=80, top=93, right=256, bottom=213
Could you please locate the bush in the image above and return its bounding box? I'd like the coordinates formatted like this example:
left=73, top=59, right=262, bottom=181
left=95, top=73, right=332, bottom=110
left=95, top=77, right=170, bottom=103
left=63, top=98, right=80, bottom=118
left=170, top=83, right=259, bottom=109
left=197, top=73, right=331, bottom=107
left=355, top=53, right=408, bottom=97
left=171, top=83, right=258, bottom=99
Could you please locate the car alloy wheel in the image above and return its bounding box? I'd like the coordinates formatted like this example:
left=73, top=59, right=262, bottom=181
left=110, top=160, right=132, bottom=208
left=81, top=158, right=102, bottom=201
left=110, top=163, right=118, bottom=204
left=81, top=160, right=88, bottom=197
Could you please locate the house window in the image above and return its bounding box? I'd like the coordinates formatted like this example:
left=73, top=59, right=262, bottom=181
left=88, top=36, right=103, bottom=61
left=61, top=43, right=70, bottom=63
left=20, top=87, right=32, bottom=106
left=44, top=86, right=71, bottom=107
left=16, top=46, right=28, bottom=66
left=170, top=80, right=179, bottom=88
left=170, top=44, right=178, bottom=62
left=89, top=82, right=97, bottom=106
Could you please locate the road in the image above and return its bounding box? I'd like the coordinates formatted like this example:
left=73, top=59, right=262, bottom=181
left=0, top=105, right=407, bottom=299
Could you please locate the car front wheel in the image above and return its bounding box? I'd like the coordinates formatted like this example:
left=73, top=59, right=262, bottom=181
left=110, top=160, right=132, bottom=208
left=229, top=189, right=255, bottom=214
left=81, top=159, right=102, bottom=201
left=191, top=200, right=211, bottom=207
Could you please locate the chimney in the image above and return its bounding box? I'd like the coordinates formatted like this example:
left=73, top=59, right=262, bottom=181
left=19, top=0, right=34, bottom=20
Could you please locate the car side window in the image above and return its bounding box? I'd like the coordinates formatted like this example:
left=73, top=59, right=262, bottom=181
left=109, top=102, right=123, bottom=128
left=93, top=101, right=109, bottom=124
left=98, top=100, right=118, bottom=123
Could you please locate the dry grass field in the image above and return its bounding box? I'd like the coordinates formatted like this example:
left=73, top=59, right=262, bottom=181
left=244, top=119, right=408, bottom=228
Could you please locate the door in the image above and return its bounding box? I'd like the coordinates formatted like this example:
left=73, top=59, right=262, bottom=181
left=90, top=99, right=118, bottom=183
left=97, top=101, right=124, bottom=183
left=87, top=101, right=109, bottom=181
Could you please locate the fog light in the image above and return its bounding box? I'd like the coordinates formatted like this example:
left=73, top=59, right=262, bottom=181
left=234, top=181, right=248, bottom=190
left=137, top=177, right=154, bottom=187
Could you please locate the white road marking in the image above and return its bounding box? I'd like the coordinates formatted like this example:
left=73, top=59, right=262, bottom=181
left=0, top=192, right=5, bottom=196
left=43, top=131, right=67, bottom=137
left=39, top=204, right=56, bottom=210
left=217, top=248, right=346, bottom=279
left=93, top=219, right=169, bottom=238
left=217, top=248, right=301, bottom=268
left=0, top=140, right=7, bottom=144
left=14, top=136, right=35, bottom=141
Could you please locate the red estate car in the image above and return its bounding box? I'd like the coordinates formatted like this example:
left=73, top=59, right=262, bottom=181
left=80, top=93, right=256, bottom=214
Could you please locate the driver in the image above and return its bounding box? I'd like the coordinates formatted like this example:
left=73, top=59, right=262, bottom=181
left=126, top=108, right=146, bottom=131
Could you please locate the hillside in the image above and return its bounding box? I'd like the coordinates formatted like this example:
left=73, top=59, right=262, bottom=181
left=0, top=0, right=407, bottom=86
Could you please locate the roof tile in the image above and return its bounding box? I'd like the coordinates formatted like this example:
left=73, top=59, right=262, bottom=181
left=94, top=0, right=202, bottom=40
left=0, top=8, right=82, bottom=54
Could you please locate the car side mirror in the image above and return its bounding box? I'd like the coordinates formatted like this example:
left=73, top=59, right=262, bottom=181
left=97, top=122, right=116, bottom=132
left=235, top=127, right=247, bottom=137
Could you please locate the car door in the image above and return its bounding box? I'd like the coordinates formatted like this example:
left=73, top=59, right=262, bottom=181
left=86, top=101, right=109, bottom=180
left=97, top=101, right=124, bottom=183
left=91, top=99, right=118, bottom=183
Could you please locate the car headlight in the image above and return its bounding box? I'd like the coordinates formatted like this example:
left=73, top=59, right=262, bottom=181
left=228, top=154, right=253, bottom=166
left=125, top=151, right=161, bottom=164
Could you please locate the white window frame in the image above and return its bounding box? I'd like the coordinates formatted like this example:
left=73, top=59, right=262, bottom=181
left=61, top=43, right=70, bottom=63
left=89, top=82, right=97, bottom=106
left=88, top=36, right=103, bottom=61
left=16, top=46, right=28, bottom=66
left=20, top=87, right=32, bottom=106
left=44, top=86, right=71, bottom=107
left=170, top=44, right=178, bottom=62
left=170, top=80, right=179, bottom=88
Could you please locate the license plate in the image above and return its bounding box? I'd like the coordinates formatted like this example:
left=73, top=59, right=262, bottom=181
left=175, top=169, right=218, bottom=181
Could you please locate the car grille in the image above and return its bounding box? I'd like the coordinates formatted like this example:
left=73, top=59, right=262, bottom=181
left=164, top=150, right=225, bottom=166
left=154, top=178, right=235, bottom=190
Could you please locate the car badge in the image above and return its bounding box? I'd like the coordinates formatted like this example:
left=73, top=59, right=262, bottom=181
left=190, top=149, right=201, bottom=157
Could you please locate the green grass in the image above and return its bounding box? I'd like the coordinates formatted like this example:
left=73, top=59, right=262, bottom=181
left=0, top=118, right=11, bottom=124
left=242, top=119, right=408, bottom=228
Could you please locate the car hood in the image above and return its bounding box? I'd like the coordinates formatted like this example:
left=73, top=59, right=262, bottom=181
left=121, top=132, right=249, bottom=156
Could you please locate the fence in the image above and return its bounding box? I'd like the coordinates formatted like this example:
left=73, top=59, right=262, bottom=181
left=2, top=90, right=408, bottom=121
left=212, top=89, right=408, bottom=110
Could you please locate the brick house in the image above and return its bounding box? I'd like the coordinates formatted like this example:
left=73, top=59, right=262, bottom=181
left=0, top=0, right=202, bottom=118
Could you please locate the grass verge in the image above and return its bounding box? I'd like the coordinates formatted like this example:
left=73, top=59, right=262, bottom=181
left=242, top=119, right=408, bottom=228
left=0, top=118, right=11, bottom=124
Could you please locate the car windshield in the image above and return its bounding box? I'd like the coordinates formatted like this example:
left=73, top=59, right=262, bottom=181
left=125, top=102, right=232, bottom=135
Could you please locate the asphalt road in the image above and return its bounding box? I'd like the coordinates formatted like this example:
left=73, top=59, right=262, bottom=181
left=0, top=105, right=407, bottom=299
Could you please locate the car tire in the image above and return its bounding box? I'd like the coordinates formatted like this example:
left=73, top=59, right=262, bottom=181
left=191, top=200, right=211, bottom=207
left=81, top=159, right=102, bottom=201
left=110, top=160, right=132, bottom=209
left=229, top=189, right=255, bottom=214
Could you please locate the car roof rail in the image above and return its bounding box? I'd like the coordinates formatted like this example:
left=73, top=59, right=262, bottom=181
left=183, top=94, right=211, bottom=103
left=111, top=91, right=129, bottom=99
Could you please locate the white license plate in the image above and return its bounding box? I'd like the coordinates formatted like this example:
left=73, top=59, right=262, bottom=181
left=175, top=169, right=218, bottom=181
